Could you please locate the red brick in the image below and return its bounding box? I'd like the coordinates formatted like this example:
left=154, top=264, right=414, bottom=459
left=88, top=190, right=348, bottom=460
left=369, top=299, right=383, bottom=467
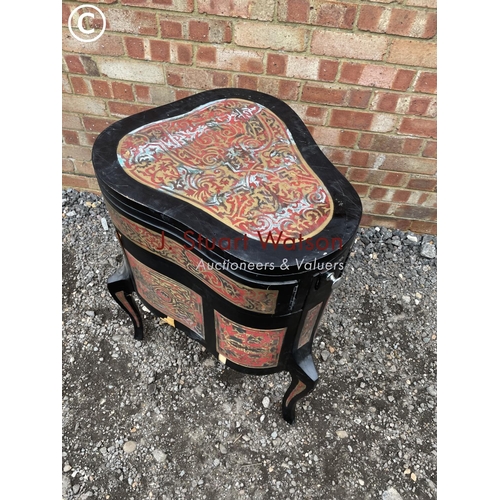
left=415, top=72, right=437, bottom=94
left=197, top=46, right=216, bottom=64
left=387, top=9, right=417, bottom=37
left=70, top=76, right=90, bottom=95
left=358, top=65, right=397, bottom=88
left=358, top=6, right=436, bottom=40
left=175, top=90, right=193, bottom=100
left=399, top=118, right=437, bottom=138
left=167, top=67, right=231, bottom=91
left=122, top=0, right=194, bottom=11
left=306, top=106, right=326, bottom=121
left=409, top=220, right=436, bottom=235
left=335, top=165, right=348, bottom=176
left=236, top=75, right=258, bottom=90
left=198, top=0, right=273, bottom=20
left=277, top=80, right=300, bottom=100
left=63, top=130, right=80, bottom=145
left=348, top=89, right=371, bottom=109
left=422, top=141, right=437, bottom=158
left=73, top=160, right=96, bottom=176
left=167, top=72, right=182, bottom=86
left=63, top=32, right=124, bottom=56
left=63, top=144, right=92, bottom=162
left=267, top=54, right=287, bottom=76
left=423, top=13, right=437, bottom=39
left=85, top=133, right=99, bottom=145
left=125, top=37, right=145, bottom=59
left=370, top=187, right=390, bottom=200
left=197, top=47, right=264, bottom=73
left=62, top=158, right=74, bottom=173
left=338, top=131, right=358, bottom=148
left=302, top=84, right=346, bottom=105
left=351, top=183, right=370, bottom=197
left=62, top=174, right=93, bottom=191
left=161, top=19, right=183, bottom=39
left=109, top=101, right=153, bottom=117
left=388, top=39, right=437, bottom=68
left=347, top=168, right=369, bottom=183
left=330, top=110, right=374, bottom=130
left=408, top=97, right=431, bottom=116
left=360, top=214, right=374, bottom=227
left=402, top=138, right=424, bottom=155
left=312, top=31, right=388, bottom=61
left=372, top=92, right=399, bottom=113
left=407, top=177, right=436, bottom=191
left=371, top=216, right=412, bottom=231
left=213, top=72, right=231, bottom=87
left=101, top=8, right=158, bottom=36
left=339, top=63, right=363, bottom=84
left=392, top=190, right=412, bottom=203
left=280, top=0, right=310, bottom=23
left=64, top=55, right=86, bottom=74
left=135, top=85, right=152, bottom=103
left=90, top=80, right=112, bottom=98
left=308, top=128, right=357, bottom=148
left=150, top=40, right=170, bottom=62
left=63, top=114, right=83, bottom=131
left=234, top=22, right=307, bottom=52
left=316, top=60, right=338, bottom=81
left=417, top=192, right=430, bottom=205
left=372, top=201, right=392, bottom=215
left=62, top=3, right=72, bottom=24
left=77, top=0, right=120, bottom=3
left=407, top=0, right=437, bottom=7
left=62, top=73, right=71, bottom=93
left=381, top=172, right=408, bottom=187
left=173, top=43, right=193, bottom=64
left=315, top=2, right=357, bottom=29
left=112, top=82, right=134, bottom=101
left=359, top=134, right=408, bottom=154
left=357, top=5, right=384, bottom=32
left=394, top=205, right=436, bottom=221
left=392, top=70, right=415, bottom=91
left=379, top=155, right=436, bottom=175
left=82, top=117, right=115, bottom=133
left=188, top=20, right=209, bottom=41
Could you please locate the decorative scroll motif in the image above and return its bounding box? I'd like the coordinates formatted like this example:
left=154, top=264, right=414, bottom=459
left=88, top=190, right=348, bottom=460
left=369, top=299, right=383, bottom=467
left=285, top=380, right=307, bottom=406
left=117, top=98, right=333, bottom=241
left=214, top=311, right=286, bottom=369
left=107, top=205, right=278, bottom=314
left=297, top=302, right=323, bottom=349
left=124, top=250, right=205, bottom=338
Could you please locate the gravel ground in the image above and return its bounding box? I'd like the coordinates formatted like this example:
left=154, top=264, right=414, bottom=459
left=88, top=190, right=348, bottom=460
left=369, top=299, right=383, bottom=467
left=62, top=188, right=437, bottom=500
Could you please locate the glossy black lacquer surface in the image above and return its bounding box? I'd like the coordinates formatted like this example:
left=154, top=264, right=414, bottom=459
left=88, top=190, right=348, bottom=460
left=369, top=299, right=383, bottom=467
left=92, top=89, right=363, bottom=423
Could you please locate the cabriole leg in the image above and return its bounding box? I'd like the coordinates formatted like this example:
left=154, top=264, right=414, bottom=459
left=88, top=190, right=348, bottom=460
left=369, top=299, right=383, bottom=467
left=107, top=262, right=144, bottom=340
left=282, top=354, right=318, bottom=424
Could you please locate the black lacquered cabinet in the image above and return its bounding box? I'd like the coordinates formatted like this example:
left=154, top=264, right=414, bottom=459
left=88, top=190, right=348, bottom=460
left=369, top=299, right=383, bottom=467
left=92, top=88, right=362, bottom=423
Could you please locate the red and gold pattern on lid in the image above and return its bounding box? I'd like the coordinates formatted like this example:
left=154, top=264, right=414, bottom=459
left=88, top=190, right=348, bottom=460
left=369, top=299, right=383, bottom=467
left=117, top=98, right=334, bottom=242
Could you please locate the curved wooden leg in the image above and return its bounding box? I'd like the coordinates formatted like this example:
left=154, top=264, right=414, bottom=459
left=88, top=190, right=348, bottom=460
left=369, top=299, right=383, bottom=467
left=108, top=262, right=144, bottom=340
left=282, top=353, right=318, bottom=424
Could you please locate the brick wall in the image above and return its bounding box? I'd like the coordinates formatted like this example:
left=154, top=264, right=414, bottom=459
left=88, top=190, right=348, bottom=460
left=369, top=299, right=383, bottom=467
left=62, top=0, right=437, bottom=234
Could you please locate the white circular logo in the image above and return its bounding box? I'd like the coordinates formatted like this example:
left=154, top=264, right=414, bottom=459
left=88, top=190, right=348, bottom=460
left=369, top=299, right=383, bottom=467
left=68, top=4, right=106, bottom=43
